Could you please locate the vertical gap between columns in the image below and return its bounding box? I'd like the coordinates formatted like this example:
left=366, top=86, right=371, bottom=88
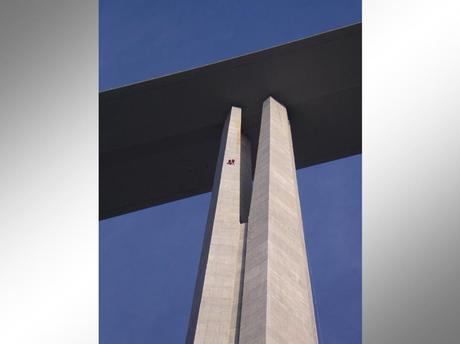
left=235, top=222, right=248, bottom=344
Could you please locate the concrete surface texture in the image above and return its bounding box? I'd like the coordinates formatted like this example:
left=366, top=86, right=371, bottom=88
left=187, top=107, right=252, bottom=343
left=239, top=97, right=318, bottom=343
left=189, top=98, right=318, bottom=343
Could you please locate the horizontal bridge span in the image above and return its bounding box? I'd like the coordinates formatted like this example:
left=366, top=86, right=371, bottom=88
left=100, top=23, right=362, bottom=220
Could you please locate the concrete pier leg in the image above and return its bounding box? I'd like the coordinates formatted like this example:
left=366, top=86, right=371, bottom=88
left=239, top=97, right=318, bottom=343
left=187, top=107, right=252, bottom=343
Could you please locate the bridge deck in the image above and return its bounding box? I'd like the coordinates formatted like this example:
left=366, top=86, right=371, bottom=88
left=100, top=23, right=361, bottom=219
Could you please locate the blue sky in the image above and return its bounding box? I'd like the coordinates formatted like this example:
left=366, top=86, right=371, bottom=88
left=100, top=0, right=361, bottom=91
left=100, top=0, right=361, bottom=343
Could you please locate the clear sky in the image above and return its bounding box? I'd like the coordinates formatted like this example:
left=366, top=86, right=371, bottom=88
left=100, top=0, right=361, bottom=343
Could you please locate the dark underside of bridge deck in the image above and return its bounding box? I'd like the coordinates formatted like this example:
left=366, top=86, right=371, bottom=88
left=100, top=23, right=361, bottom=220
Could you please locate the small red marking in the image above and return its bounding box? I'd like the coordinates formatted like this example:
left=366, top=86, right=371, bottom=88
left=227, top=159, right=235, bottom=165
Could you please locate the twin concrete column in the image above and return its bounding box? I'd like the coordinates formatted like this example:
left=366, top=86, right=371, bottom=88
left=187, top=107, right=252, bottom=343
left=187, top=97, right=318, bottom=343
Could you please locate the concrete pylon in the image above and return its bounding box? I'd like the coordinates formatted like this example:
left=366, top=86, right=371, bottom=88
left=187, top=107, right=252, bottom=343
left=239, top=97, right=318, bottom=343
left=187, top=98, right=318, bottom=343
